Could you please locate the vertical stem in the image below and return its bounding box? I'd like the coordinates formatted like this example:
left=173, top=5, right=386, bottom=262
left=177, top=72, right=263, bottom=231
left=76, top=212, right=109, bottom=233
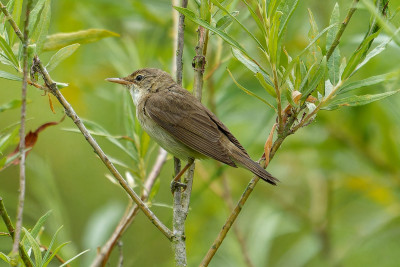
left=172, top=1, right=189, bottom=266
left=12, top=0, right=33, bottom=256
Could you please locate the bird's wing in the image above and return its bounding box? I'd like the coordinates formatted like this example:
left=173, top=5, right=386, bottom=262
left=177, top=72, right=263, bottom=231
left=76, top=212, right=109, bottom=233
left=144, top=90, right=238, bottom=167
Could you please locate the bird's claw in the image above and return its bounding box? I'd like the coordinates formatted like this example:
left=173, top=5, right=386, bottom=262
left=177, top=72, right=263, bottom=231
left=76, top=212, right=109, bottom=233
left=170, top=181, right=187, bottom=194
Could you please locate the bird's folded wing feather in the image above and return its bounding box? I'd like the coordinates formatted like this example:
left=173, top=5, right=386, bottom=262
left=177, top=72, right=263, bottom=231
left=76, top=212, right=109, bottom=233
left=145, top=90, right=241, bottom=167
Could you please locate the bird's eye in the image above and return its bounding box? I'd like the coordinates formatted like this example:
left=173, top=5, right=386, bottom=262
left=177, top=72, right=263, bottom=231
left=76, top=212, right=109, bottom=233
left=135, top=75, right=144, bottom=82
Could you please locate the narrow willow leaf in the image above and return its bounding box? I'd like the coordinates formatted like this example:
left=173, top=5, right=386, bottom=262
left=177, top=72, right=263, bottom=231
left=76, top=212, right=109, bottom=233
left=0, top=126, right=19, bottom=154
left=341, top=31, right=380, bottom=79
left=256, top=72, right=276, bottom=97
left=43, top=242, right=70, bottom=267
left=339, top=71, right=399, bottom=94
left=231, top=48, right=273, bottom=86
left=323, top=89, right=400, bottom=110
left=0, top=99, right=22, bottom=113
left=302, top=56, right=326, bottom=99
left=43, top=29, right=119, bottom=51
left=22, top=210, right=52, bottom=253
left=9, top=0, right=23, bottom=46
left=269, top=11, right=283, bottom=66
left=22, top=228, right=42, bottom=266
left=278, top=0, right=299, bottom=39
left=28, top=0, right=46, bottom=33
left=240, top=0, right=266, bottom=36
left=46, top=43, right=80, bottom=72
left=32, top=0, right=51, bottom=53
left=361, top=0, right=400, bottom=45
left=215, top=11, right=239, bottom=32
left=298, top=62, right=316, bottom=93
left=210, top=0, right=264, bottom=49
left=59, top=249, right=90, bottom=267
left=282, top=23, right=337, bottom=83
left=353, top=28, right=400, bottom=75
left=268, top=0, right=281, bottom=19
left=68, top=119, right=138, bottom=162
left=174, top=7, right=247, bottom=56
left=0, top=70, right=21, bottom=81
left=42, top=226, right=63, bottom=264
left=227, top=69, right=275, bottom=110
left=326, top=3, right=340, bottom=85
left=0, top=252, right=10, bottom=263
left=0, top=35, right=19, bottom=69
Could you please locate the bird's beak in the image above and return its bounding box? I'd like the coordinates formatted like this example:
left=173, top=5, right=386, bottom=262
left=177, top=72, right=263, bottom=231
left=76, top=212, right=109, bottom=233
left=106, top=77, right=131, bottom=85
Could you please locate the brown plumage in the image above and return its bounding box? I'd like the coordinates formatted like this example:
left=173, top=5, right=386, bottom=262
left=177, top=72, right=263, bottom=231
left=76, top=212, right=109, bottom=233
left=107, top=68, right=278, bottom=185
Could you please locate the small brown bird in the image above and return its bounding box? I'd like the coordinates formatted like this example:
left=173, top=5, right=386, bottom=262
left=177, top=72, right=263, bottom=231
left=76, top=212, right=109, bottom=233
left=107, top=68, right=278, bottom=186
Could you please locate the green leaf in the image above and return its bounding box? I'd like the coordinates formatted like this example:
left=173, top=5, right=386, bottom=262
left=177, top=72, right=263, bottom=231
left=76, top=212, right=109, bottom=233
left=31, top=0, right=51, bottom=53
left=43, top=242, right=70, bottom=267
left=341, top=31, right=380, bottom=79
left=302, top=56, right=326, bottom=100
left=66, top=119, right=138, bottom=162
left=0, top=34, right=19, bottom=69
left=42, top=226, right=63, bottom=266
left=43, top=29, right=120, bottom=51
left=256, top=72, right=276, bottom=97
left=323, top=90, right=400, bottom=110
left=278, top=0, right=299, bottom=39
left=210, top=0, right=264, bottom=49
left=353, top=28, right=400, bottom=75
left=174, top=7, right=247, bottom=56
left=269, top=11, right=283, bottom=65
left=282, top=23, right=337, bottom=84
left=240, top=0, right=266, bottom=36
left=326, top=3, right=340, bottom=85
left=215, top=11, right=239, bottom=32
left=339, top=71, right=399, bottom=94
left=22, top=228, right=42, bottom=267
left=30, top=210, right=52, bottom=239
left=0, top=252, right=10, bottom=263
left=23, top=210, right=52, bottom=251
left=227, top=69, right=275, bottom=110
left=59, top=249, right=89, bottom=267
left=0, top=126, right=19, bottom=153
left=45, top=43, right=80, bottom=72
left=28, top=0, right=46, bottom=33
left=0, top=70, right=22, bottom=81
left=9, top=0, right=23, bottom=46
left=0, top=99, right=22, bottom=113
left=148, top=178, right=161, bottom=203
left=231, top=48, right=273, bottom=86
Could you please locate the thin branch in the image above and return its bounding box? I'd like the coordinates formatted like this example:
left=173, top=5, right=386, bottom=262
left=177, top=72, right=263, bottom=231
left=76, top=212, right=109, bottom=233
left=171, top=1, right=190, bottom=265
left=0, top=197, right=33, bottom=267
left=31, top=56, right=173, bottom=241
left=90, top=148, right=168, bottom=267
left=175, top=0, right=188, bottom=85
left=326, top=0, right=360, bottom=60
left=0, top=1, right=24, bottom=41
left=13, top=0, right=33, bottom=256
left=221, top=176, right=255, bottom=267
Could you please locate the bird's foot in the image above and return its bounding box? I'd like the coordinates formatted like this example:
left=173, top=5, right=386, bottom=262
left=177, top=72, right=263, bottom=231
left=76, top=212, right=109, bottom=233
left=170, top=180, right=187, bottom=194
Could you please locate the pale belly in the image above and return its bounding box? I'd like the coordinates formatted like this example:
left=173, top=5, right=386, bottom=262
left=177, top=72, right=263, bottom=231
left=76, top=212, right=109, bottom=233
left=137, top=110, right=205, bottom=160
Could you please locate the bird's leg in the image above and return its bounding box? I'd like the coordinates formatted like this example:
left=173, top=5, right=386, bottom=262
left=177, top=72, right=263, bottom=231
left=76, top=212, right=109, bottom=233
left=170, top=158, right=194, bottom=193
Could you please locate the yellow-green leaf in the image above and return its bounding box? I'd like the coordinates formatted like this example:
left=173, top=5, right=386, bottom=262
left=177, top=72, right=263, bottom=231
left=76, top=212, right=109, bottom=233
left=322, top=90, right=400, bottom=110
left=43, top=29, right=119, bottom=51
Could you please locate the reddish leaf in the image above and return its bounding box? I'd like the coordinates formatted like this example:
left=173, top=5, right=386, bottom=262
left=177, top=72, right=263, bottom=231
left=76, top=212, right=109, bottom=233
left=8, top=115, right=65, bottom=165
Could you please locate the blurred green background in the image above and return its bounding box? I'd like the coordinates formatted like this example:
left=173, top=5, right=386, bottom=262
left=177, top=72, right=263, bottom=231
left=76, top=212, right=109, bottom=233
left=1, top=0, right=400, bottom=266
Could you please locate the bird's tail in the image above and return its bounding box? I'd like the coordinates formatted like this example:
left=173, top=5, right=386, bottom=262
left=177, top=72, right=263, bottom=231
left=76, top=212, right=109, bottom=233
left=231, top=149, right=279, bottom=185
